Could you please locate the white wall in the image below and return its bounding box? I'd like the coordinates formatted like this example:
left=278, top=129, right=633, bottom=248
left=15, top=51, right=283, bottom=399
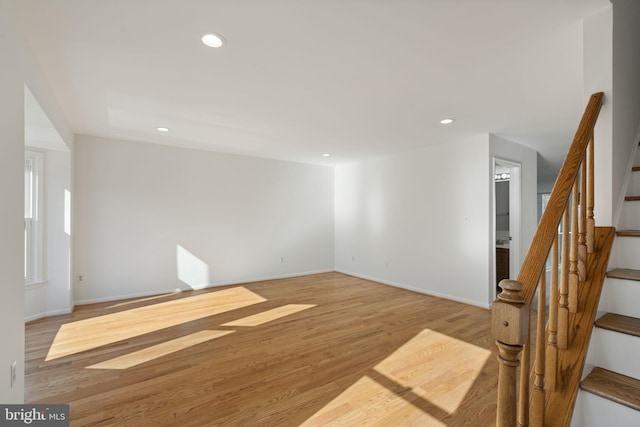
left=334, top=134, right=537, bottom=308
left=74, top=135, right=335, bottom=303
left=0, top=3, right=26, bottom=402
left=584, top=5, right=614, bottom=226
left=24, top=284, right=46, bottom=322
left=584, top=1, right=640, bottom=228
left=335, top=135, right=492, bottom=307
left=612, top=0, right=640, bottom=225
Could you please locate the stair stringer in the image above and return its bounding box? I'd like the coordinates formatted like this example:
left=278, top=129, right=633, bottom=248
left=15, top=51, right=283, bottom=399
left=545, top=227, right=615, bottom=427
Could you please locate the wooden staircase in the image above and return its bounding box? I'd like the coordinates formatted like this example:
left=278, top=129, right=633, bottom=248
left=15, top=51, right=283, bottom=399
left=492, top=93, right=608, bottom=427
left=491, top=92, right=640, bottom=426
left=572, top=157, right=640, bottom=425
left=594, top=312, right=640, bottom=337
left=580, top=367, right=640, bottom=411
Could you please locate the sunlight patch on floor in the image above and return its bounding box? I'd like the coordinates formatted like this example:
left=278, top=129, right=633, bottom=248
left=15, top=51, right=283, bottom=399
left=86, top=330, right=234, bottom=370
left=302, top=329, right=492, bottom=425
left=221, top=304, right=316, bottom=327
left=46, top=286, right=266, bottom=361
left=374, top=329, right=492, bottom=413
left=300, top=376, right=446, bottom=427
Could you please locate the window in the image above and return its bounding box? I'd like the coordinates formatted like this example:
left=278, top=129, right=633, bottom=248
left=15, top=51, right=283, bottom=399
left=541, top=193, right=551, bottom=214
left=24, top=150, right=44, bottom=284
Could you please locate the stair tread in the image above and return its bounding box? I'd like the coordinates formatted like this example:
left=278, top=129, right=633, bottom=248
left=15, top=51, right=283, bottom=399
left=595, top=313, right=640, bottom=337
left=607, top=268, right=640, bottom=281
left=581, top=367, right=640, bottom=411
left=617, top=230, right=640, bottom=237
left=625, top=196, right=640, bottom=201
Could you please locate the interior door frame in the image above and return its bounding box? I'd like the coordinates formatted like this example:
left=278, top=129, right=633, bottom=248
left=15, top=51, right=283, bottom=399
left=492, top=157, right=522, bottom=301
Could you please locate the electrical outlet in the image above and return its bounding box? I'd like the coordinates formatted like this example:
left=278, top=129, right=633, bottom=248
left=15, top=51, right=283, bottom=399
left=78, top=275, right=83, bottom=283
left=10, top=361, right=16, bottom=388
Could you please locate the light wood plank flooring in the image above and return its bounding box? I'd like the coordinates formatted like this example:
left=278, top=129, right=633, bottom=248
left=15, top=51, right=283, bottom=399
left=25, top=272, right=498, bottom=426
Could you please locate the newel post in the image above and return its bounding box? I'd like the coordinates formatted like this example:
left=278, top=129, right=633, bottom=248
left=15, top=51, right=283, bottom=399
left=493, top=280, right=530, bottom=427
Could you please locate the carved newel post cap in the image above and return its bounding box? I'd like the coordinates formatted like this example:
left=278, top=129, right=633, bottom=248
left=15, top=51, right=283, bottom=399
left=493, top=279, right=529, bottom=345
left=497, top=280, right=525, bottom=304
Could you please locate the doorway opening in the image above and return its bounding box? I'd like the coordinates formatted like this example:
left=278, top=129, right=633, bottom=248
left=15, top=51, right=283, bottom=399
left=493, top=159, right=522, bottom=299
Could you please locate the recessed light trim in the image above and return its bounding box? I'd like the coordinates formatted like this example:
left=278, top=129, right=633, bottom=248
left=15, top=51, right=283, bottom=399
left=157, top=127, right=169, bottom=132
left=440, top=118, right=455, bottom=125
left=201, top=33, right=225, bottom=48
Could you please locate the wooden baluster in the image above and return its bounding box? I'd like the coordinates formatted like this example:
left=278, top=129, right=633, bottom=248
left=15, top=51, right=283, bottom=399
left=546, top=233, right=559, bottom=391
left=578, top=162, right=587, bottom=281
left=558, top=208, right=570, bottom=350
left=587, top=135, right=595, bottom=253
left=493, top=280, right=529, bottom=427
left=519, top=332, right=531, bottom=427
left=531, top=274, right=546, bottom=427
left=569, top=180, right=579, bottom=313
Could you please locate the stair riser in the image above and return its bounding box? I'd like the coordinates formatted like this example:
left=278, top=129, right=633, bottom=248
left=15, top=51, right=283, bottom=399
left=600, top=278, right=640, bottom=319
left=572, top=390, right=640, bottom=427
left=586, top=328, right=640, bottom=379
left=618, top=200, right=640, bottom=230
left=628, top=169, right=640, bottom=196
left=611, top=236, right=640, bottom=270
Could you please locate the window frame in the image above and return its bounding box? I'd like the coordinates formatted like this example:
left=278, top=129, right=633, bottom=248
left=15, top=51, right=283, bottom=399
left=24, top=149, right=44, bottom=285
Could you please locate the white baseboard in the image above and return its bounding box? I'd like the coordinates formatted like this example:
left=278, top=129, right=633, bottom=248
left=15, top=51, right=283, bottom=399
left=74, top=288, right=185, bottom=306
left=25, top=313, right=45, bottom=323
left=74, top=269, right=335, bottom=306
left=335, top=269, right=491, bottom=309
left=30, top=269, right=489, bottom=319
left=206, top=269, right=335, bottom=289
left=25, top=307, right=73, bottom=323
left=46, top=307, right=74, bottom=317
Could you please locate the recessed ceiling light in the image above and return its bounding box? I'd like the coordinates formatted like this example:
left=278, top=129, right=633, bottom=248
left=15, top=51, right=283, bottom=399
left=322, top=153, right=331, bottom=157
left=157, top=127, right=169, bottom=132
left=201, top=33, right=225, bottom=48
left=440, top=118, right=455, bottom=125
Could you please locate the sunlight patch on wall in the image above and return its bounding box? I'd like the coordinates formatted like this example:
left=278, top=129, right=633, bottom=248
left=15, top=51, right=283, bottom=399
left=86, top=330, right=234, bottom=370
left=45, top=286, right=266, bottom=361
left=177, top=245, right=210, bottom=288
left=222, top=304, right=316, bottom=327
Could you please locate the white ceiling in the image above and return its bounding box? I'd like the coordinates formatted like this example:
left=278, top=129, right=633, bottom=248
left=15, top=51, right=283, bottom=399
left=13, top=0, right=609, bottom=182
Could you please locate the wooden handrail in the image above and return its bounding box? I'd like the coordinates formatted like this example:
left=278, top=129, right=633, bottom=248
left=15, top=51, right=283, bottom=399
left=492, top=92, right=604, bottom=427
left=518, top=92, right=603, bottom=305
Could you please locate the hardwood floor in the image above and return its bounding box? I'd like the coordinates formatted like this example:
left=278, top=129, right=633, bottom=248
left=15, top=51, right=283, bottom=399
left=25, top=272, right=498, bottom=426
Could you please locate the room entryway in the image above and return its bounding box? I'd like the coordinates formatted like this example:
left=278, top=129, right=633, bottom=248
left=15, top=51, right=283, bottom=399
left=494, top=159, right=521, bottom=299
